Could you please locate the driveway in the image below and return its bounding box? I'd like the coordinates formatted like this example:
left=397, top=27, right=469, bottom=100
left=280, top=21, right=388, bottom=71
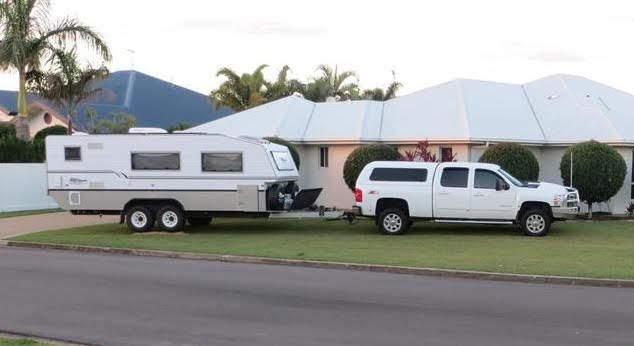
left=0, top=212, right=117, bottom=239
left=0, top=247, right=633, bottom=346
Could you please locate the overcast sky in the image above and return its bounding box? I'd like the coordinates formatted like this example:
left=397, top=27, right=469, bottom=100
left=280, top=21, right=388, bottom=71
left=1, top=0, right=633, bottom=97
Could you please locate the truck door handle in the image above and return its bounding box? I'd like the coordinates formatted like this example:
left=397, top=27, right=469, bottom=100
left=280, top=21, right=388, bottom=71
left=473, top=192, right=484, bottom=197
left=438, top=191, right=450, bottom=196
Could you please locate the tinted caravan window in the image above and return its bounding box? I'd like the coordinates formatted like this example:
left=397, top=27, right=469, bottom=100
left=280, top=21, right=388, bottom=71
left=370, top=168, right=427, bottom=182
left=131, top=153, right=180, bottom=170
left=64, top=147, right=81, bottom=161
left=440, top=167, right=469, bottom=188
left=202, top=153, right=243, bottom=172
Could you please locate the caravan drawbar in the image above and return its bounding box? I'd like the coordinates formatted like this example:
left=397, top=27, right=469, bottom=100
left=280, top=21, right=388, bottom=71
left=45, top=133, right=321, bottom=232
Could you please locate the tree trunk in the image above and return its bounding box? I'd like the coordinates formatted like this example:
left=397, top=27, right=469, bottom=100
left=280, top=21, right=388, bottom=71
left=15, top=67, right=30, bottom=140
left=587, top=202, right=593, bottom=219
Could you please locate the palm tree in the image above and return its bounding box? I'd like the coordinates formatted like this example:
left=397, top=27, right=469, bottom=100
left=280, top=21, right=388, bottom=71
left=313, top=65, right=359, bottom=101
left=361, top=81, right=403, bottom=101
left=0, top=0, right=111, bottom=139
left=263, top=65, right=305, bottom=101
left=209, top=65, right=269, bottom=111
left=29, top=48, right=109, bottom=134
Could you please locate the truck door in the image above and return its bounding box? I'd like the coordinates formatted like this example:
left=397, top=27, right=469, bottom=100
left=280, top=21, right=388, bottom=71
left=433, top=166, right=470, bottom=218
left=469, top=169, right=516, bottom=220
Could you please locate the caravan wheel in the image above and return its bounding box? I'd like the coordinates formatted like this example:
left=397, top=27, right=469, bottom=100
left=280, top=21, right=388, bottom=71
left=157, top=205, right=186, bottom=232
left=126, top=206, right=154, bottom=232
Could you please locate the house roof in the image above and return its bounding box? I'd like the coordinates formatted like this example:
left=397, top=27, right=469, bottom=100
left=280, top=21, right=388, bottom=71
left=188, top=74, right=634, bottom=145
left=0, top=70, right=233, bottom=130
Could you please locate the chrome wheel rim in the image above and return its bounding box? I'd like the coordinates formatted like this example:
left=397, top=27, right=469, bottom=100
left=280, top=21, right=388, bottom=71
left=162, top=211, right=179, bottom=228
left=383, top=213, right=402, bottom=233
left=131, top=211, right=148, bottom=229
left=526, top=214, right=546, bottom=233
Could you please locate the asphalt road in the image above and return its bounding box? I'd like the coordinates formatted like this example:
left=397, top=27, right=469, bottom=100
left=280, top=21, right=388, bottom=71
left=0, top=247, right=633, bottom=346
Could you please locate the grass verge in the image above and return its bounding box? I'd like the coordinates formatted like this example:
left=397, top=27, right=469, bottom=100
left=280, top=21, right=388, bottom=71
left=0, top=337, right=46, bottom=345
left=11, top=218, right=634, bottom=280
left=0, top=209, right=63, bottom=219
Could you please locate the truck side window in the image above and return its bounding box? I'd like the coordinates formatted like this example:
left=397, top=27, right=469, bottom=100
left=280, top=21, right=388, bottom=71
left=370, top=168, right=427, bottom=182
left=474, top=169, right=504, bottom=189
left=440, top=167, right=468, bottom=188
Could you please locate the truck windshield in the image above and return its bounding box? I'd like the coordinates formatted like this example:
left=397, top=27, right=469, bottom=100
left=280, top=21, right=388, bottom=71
left=498, top=169, right=525, bottom=187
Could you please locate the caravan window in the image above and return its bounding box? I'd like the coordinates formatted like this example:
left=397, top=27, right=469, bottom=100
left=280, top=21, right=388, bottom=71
left=271, top=151, right=295, bottom=171
left=202, top=153, right=243, bottom=172
left=131, top=153, right=180, bottom=170
left=64, top=147, right=81, bottom=161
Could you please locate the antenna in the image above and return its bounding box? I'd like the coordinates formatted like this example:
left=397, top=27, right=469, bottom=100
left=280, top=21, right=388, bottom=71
left=125, top=48, right=136, bottom=69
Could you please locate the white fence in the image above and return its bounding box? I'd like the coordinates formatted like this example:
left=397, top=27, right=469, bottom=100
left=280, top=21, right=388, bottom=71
left=0, top=163, right=58, bottom=212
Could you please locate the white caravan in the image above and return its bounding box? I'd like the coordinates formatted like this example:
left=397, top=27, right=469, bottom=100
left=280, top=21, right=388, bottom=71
left=45, top=133, right=321, bottom=232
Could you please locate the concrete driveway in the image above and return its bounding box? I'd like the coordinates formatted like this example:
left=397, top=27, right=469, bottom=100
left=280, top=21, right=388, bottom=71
left=0, top=212, right=118, bottom=239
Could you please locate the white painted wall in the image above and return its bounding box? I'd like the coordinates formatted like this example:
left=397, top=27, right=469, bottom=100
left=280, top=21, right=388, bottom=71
left=0, top=164, right=58, bottom=212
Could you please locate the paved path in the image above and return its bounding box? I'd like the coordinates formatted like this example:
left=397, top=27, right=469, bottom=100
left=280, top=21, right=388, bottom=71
left=0, top=247, right=633, bottom=346
left=0, top=212, right=118, bottom=239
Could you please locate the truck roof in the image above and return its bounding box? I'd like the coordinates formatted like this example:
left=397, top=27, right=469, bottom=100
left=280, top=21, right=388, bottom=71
left=366, top=161, right=502, bottom=170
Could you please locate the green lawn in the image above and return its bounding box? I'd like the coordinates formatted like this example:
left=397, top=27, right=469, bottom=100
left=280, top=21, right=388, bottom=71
left=0, top=208, right=63, bottom=219
left=0, top=337, right=45, bottom=346
left=11, top=218, right=634, bottom=280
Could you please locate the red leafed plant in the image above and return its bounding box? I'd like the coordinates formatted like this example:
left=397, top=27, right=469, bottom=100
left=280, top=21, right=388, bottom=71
left=626, top=202, right=634, bottom=218
left=402, top=140, right=455, bottom=162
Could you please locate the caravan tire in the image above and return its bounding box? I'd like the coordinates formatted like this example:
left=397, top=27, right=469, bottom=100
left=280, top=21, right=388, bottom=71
left=157, top=205, right=186, bottom=232
left=188, top=217, right=212, bottom=227
left=126, top=206, right=154, bottom=233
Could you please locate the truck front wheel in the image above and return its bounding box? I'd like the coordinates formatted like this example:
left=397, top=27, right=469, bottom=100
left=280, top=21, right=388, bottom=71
left=378, top=208, right=410, bottom=235
left=520, top=209, right=551, bottom=236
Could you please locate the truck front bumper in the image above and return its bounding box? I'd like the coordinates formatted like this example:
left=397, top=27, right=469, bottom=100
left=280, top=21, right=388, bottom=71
left=552, top=206, right=580, bottom=220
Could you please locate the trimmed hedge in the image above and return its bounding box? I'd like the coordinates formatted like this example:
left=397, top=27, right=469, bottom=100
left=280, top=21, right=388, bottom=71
left=33, top=125, right=68, bottom=142
left=264, top=137, right=300, bottom=169
left=560, top=141, right=626, bottom=211
left=478, top=143, right=539, bottom=181
left=0, top=137, right=45, bottom=163
left=0, top=124, right=16, bottom=138
left=343, top=144, right=402, bottom=191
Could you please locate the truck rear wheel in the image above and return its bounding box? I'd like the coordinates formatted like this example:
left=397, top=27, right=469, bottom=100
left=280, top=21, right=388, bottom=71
left=378, top=208, right=409, bottom=235
left=126, top=206, right=154, bottom=233
left=520, top=209, right=551, bottom=237
left=188, top=217, right=212, bottom=227
left=157, top=205, right=186, bottom=232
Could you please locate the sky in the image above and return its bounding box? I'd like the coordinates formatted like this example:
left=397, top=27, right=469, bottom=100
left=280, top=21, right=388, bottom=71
left=1, top=0, right=634, bottom=97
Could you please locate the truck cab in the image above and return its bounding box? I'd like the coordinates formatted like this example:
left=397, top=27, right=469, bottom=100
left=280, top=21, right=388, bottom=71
left=354, top=161, right=579, bottom=236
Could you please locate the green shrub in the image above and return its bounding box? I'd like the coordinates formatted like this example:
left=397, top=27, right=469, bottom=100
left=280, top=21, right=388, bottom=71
left=0, top=137, right=45, bottom=163
left=343, top=144, right=402, bottom=191
left=0, top=124, right=16, bottom=139
left=264, top=137, right=300, bottom=169
left=478, top=143, right=539, bottom=181
left=33, top=125, right=68, bottom=142
left=560, top=141, right=626, bottom=217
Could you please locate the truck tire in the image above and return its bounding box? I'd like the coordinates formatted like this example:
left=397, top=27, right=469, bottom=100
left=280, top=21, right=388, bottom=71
left=126, top=205, right=154, bottom=233
left=188, top=217, right=212, bottom=227
left=157, top=205, right=186, bottom=232
left=520, top=209, right=551, bottom=236
left=378, top=208, right=410, bottom=235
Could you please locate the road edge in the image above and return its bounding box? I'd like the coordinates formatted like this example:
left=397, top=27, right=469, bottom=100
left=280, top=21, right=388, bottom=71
left=4, top=240, right=634, bottom=288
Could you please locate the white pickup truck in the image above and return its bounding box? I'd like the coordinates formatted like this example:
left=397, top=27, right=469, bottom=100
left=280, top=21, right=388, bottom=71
left=353, top=161, right=580, bottom=236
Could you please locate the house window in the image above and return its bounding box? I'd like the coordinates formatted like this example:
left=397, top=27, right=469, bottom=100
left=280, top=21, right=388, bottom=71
left=131, top=153, right=180, bottom=170
left=202, top=153, right=243, bottom=172
left=440, top=147, right=453, bottom=162
left=64, top=147, right=81, bottom=161
left=319, top=147, right=329, bottom=167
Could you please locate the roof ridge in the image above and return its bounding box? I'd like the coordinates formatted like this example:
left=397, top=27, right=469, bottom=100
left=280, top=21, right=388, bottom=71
left=520, top=84, right=548, bottom=142
left=453, top=80, right=471, bottom=141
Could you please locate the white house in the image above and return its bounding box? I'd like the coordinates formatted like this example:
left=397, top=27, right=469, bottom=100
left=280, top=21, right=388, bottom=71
left=188, top=74, right=634, bottom=214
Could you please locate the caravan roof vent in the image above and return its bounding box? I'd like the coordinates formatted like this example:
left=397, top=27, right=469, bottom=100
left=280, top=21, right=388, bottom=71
left=128, top=127, right=168, bottom=134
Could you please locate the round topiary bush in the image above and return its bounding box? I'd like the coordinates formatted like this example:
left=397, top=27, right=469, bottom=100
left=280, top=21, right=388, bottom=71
left=560, top=141, right=626, bottom=216
left=343, top=144, right=402, bottom=191
left=0, top=124, right=16, bottom=139
left=478, top=143, right=539, bottom=181
left=264, top=137, right=300, bottom=169
left=33, top=125, right=68, bottom=142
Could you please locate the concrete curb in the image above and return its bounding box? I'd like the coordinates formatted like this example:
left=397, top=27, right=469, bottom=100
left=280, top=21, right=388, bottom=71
left=5, top=240, right=634, bottom=288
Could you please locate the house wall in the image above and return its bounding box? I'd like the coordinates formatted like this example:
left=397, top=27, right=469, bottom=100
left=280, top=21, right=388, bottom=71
left=0, top=163, right=58, bottom=212
left=28, top=110, right=67, bottom=137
